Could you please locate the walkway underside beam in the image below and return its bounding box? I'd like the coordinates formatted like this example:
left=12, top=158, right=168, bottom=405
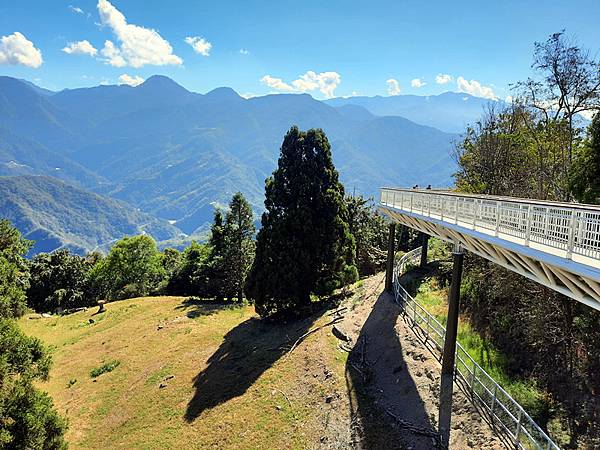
left=380, top=206, right=600, bottom=311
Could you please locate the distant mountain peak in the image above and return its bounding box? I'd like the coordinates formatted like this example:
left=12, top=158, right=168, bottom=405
left=139, top=75, right=188, bottom=92
left=205, top=87, right=242, bottom=100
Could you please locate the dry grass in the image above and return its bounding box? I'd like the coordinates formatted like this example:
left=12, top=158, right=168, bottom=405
left=20, top=296, right=355, bottom=449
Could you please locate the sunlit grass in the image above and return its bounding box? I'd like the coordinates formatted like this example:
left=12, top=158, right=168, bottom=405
left=413, top=278, right=549, bottom=421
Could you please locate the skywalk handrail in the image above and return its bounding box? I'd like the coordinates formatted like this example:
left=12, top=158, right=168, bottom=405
left=381, top=188, right=600, bottom=263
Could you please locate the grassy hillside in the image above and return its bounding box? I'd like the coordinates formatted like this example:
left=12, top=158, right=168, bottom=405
left=20, top=296, right=352, bottom=449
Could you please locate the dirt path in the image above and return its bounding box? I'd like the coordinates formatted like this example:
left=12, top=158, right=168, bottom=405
left=332, top=273, right=503, bottom=450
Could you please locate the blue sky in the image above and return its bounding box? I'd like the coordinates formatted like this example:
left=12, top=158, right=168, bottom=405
left=1, top=0, right=599, bottom=100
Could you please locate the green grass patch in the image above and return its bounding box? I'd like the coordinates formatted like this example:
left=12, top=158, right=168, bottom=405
left=413, top=277, right=550, bottom=421
left=90, top=360, right=120, bottom=378
left=145, top=366, right=172, bottom=385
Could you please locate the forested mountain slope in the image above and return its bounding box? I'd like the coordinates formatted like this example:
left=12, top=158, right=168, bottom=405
left=0, top=175, right=182, bottom=255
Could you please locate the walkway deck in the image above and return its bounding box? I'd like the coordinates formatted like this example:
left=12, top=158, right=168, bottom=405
left=380, top=188, right=600, bottom=311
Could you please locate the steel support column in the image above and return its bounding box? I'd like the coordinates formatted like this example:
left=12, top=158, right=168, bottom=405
left=420, top=233, right=429, bottom=267
left=385, top=223, right=396, bottom=292
left=439, top=244, right=464, bottom=448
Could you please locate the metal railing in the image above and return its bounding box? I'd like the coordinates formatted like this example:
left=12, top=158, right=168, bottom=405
left=382, top=188, right=600, bottom=263
left=393, top=248, right=560, bottom=450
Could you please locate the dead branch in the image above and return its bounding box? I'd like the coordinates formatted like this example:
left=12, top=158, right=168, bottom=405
left=286, top=316, right=344, bottom=355
left=274, top=388, right=291, bottom=406
left=382, top=406, right=442, bottom=447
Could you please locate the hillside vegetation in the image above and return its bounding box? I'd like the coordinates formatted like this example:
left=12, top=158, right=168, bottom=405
left=20, top=295, right=352, bottom=449
left=0, top=175, right=182, bottom=255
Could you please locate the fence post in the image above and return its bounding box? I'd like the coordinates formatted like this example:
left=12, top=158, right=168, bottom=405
left=441, top=196, right=445, bottom=221
left=470, top=363, right=477, bottom=390
left=566, top=210, right=577, bottom=258
left=439, top=243, right=464, bottom=448
left=495, top=201, right=501, bottom=236
left=385, top=223, right=396, bottom=292
left=455, top=197, right=460, bottom=224
left=514, top=409, right=523, bottom=448
left=525, top=204, right=533, bottom=245
left=490, top=385, right=497, bottom=422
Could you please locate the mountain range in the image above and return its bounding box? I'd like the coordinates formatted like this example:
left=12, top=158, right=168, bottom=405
left=0, top=75, right=487, bottom=254
left=326, top=92, right=495, bottom=133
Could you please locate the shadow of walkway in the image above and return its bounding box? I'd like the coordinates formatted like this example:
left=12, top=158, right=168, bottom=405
left=184, top=312, right=318, bottom=422
left=346, top=288, right=437, bottom=449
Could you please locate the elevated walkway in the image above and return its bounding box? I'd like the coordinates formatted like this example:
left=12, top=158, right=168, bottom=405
left=380, top=188, right=600, bottom=311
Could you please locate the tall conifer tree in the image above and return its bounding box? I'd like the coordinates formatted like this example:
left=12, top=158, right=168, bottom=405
left=222, top=192, right=255, bottom=301
left=245, top=127, right=357, bottom=317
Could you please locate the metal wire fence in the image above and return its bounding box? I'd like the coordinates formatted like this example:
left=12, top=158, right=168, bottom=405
left=393, top=247, right=560, bottom=450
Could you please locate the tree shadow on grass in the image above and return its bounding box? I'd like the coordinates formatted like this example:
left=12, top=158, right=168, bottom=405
left=175, top=297, right=241, bottom=319
left=184, top=307, right=322, bottom=422
left=346, top=285, right=438, bottom=449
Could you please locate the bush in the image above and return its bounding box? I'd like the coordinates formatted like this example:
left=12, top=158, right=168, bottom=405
left=90, top=360, right=120, bottom=378
left=0, top=318, right=67, bottom=449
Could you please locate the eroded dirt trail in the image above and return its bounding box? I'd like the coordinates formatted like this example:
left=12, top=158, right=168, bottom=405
left=331, top=273, right=503, bottom=450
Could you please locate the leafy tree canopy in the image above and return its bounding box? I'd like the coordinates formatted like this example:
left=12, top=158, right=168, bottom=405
left=88, top=235, right=164, bottom=300
left=0, top=219, right=32, bottom=319
left=27, top=249, right=95, bottom=313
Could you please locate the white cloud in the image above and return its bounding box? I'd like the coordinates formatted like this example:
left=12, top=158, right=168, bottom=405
left=185, top=36, right=212, bottom=56
left=260, top=75, right=294, bottom=92
left=97, top=0, right=182, bottom=68
left=239, top=48, right=249, bottom=55
left=456, top=76, right=497, bottom=100
left=62, top=40, right=97, bottom=56
left=505, top=95, right=513, bottom=103
left=69, top=5, right=84, bottom=14
left=435, top=73, right=452, bottom=84
left=411, top=78, right=426, bottom=88
left=0, top=32, right=43, bottom=68
left=579, top=110, right=597, bottom=121
left=386, top=78, right=401, bottom=96
left=261, top=71, right=341, bottom=98
left=118, top=73, right=144, bottom=86
left=100, top=40, right=126, bottom=67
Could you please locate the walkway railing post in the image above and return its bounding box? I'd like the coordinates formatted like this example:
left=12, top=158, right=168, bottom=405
left=439, top=243, right=464, bottom=448
left=385, top=223, right=396, bottom=292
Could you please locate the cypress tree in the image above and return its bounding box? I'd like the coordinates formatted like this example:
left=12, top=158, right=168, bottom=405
left=245, top=126, right=357, bottom=318
left=222, top=192, right=255, bottom=301
left=207, top=209, right=227, bottom=300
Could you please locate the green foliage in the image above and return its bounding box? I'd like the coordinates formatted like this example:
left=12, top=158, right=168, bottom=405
left=0, top=219, right=32, bottom=319
left=453, top=33, right=600, bottom=445
left=245, top=127, right=357, bottom=318
left=569, top=113, right=600, bottom=204
left=166, top=193, right=255, bottom=301
left=206, top=209, right=228, bottom=300
left=0, top=318, right=67, bottom=449
left=345, top=195, right=388, bottom=276
left=88, top=235, right=165, bottom=300
left=166, top=242, right=210, bottom=296
left=90, top=360, right=120, bottom=378
left=220, top=192, right=256, bottom=301
left=27, top=249, right=96, bottom=312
